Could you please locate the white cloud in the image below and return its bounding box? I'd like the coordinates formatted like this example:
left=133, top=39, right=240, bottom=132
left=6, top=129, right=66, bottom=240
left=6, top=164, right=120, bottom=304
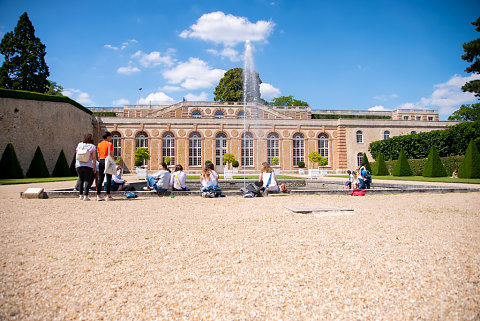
left=260, top=83, right=281, bottom=99
left=62, top=88, right=95, bottom=106
left=184, top=92, right=209, bottom=101
left=138, top=91, right=175, bottom=105
left=104, top=39, right=137, bottom=50
left=180, top=11, right=275, bottom=46
left=161, top=85, right=184, bottom=92
left=373, top=93, right=399, bottom=101
left=397, top=74, right=480, bottom=116
left=132, top=50, right=174, bottom=67
left=117, top=66, right=141, bottom=75
left=112, top=98, right=129, bottom=106
left=368, top=105, right=391, bottom=111
left=163, top=57, right=225, bottom=90
left=207, top=48, right=241, bottom=62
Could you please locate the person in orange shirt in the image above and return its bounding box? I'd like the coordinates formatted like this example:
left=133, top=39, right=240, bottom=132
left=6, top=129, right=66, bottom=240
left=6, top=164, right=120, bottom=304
left=96, top=131, right=114, bottom=201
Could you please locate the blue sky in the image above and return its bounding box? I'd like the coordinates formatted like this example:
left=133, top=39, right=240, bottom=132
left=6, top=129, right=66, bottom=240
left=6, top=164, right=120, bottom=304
left=1, top=0, right=479, bottom=119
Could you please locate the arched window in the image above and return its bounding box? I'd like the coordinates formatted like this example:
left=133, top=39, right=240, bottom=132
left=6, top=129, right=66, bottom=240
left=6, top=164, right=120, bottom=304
left=214, top=110, right=224, bottom=119
left=241, top=132, right=254, bottom=167
left=215, top=133, right=227, bottom=166
left=356, top=130, right=363, bottom=143
left=292, top=133, right=304, bottom=167
left=318, top=134, right=329, bottom=162
left=357, top=152, right=364, bottom=168
left=267, top=133, right=279, bottom=165
left=192, top=110, right=202, bottom=118
left=189, top=132, right=202, bottom=166
left=162, top=132, right=175, bottom=164
left=237, top=111, right=246, bottom=119
left=384, top=131, right=390, bottom=140
left=135, top=131, right=148, bottom=149
left=111, top=131, right=121, bottom=159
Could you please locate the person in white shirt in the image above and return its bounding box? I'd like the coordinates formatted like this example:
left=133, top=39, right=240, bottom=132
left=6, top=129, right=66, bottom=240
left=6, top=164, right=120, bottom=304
left=200, top=162, right=220, bottom=197
left=258, top=162, right=279, bottom=192
left=75, top=134, right=97, bottom=201
left=144, top=162, right=171, bottom=191
left=170, top=164, right=189, bottom=191
left=109, top=165, right=129, bottom=191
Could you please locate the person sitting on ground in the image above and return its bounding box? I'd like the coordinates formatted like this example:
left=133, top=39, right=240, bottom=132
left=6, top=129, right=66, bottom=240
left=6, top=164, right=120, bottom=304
left=344, top=170, right=353, bottom=189
left=108, top=165, right=130, bottom=191
left=200, top=162, right=220, bottom=197
left=144, top=162, right=171, bottom=191
left=170, top=164, right=189, bottom=191
left=258, top=162, right=280, bottom=193
left=452, top=169, right=458, bottom=178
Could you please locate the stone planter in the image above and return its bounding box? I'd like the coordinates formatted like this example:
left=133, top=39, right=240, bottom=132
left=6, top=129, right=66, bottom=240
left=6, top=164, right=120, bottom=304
left=298, top=168, right=305, bottom=175
left=233, top=167, right=239, bottom=174
left=274, top=168, right=281, bottom=176
left=136, top=167, right=148, bottom=180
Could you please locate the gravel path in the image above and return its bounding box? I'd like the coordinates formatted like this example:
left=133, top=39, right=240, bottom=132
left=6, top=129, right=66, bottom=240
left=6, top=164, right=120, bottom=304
left=1, top=190, right=479, bottom=320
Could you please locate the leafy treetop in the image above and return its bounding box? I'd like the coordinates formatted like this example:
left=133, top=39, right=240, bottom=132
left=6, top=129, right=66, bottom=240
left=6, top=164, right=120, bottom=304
left=269, top=95, right=309, bottom=107
left=448, top=103, right=480, bottom=121
left=461, top=16, right=480, bottom=98
left=213, top=68, right=263, bottom=102
left=0, top=12, right=50, bottom=93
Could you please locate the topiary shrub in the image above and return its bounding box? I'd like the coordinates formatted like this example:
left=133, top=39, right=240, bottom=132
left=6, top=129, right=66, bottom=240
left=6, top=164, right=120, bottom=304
left=297, top=161, right=305, bottom=168
left=392, top=149, right=413, bottom=176
left=458, top=139, right=480, bottom=178
left=70, top=153, right=77, bottom=176
left=232, top=160, right=239, bottom=168
left=26, top=146, right=50, bottom=178
left=423, top=146, right=447, bottom=177
left=0, top=142, right=24, bottom=178
left=361, top=153, right=372, bottom=172
left=372, top=152, right=389, bottom=176
left=52, top=150, right=72, bottom=177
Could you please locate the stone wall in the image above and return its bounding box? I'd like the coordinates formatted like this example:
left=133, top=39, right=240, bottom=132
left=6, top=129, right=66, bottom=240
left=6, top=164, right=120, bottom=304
left=0, top=97, right=93, bottom=175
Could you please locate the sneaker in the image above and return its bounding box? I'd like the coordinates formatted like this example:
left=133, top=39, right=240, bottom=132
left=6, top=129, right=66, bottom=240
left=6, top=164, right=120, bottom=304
left=96, top=196, right=105, bottom=201
left=83, top=196, right=91, bottom=201
left=106, top=196, right=113, bottom=201
left=143, top=187, right=152, bottom=191
left=79, top=195, right=84, bottom=200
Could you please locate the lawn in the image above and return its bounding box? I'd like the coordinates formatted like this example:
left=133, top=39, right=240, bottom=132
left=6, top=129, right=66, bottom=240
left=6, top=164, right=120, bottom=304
left=330, top=175, right=480, bottom=184
left=0, top=176, right=78, bottom=185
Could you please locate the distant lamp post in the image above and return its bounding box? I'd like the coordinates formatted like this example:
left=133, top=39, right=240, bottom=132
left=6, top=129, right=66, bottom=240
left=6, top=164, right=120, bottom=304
left=137, top=88, right=142, bottom=107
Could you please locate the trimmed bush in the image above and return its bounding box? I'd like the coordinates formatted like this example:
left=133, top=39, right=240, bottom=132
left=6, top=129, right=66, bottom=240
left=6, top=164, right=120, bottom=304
left=26, top=146, right=50, bottom=178
left=0, top=142, right=24, bottom=178
left=52, top=150, right=72, bottom=177
left=458, top=139, right=480, bottom=178
left=373, top=155, right=463, bottom=177
left=70, top=153, right=77, bottom=176
left=392, top=150, right=413, bottom=176
left=232, top=160, right=239, bottom=168
left=423, top=146, right=447, bottom=177
left=361, top=153, right=372, bottom=172
left=297, top=161, right=305, bottom=168
left=372, top=152, right=389, bottom=176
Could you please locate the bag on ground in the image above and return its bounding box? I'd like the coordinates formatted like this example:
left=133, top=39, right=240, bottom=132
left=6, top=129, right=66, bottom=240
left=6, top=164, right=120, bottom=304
left=350, top=189, right=366, bottom=196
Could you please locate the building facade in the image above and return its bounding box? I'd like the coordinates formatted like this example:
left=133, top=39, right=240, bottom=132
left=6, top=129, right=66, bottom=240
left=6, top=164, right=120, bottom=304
left=93, top=102, right=456, bottom=172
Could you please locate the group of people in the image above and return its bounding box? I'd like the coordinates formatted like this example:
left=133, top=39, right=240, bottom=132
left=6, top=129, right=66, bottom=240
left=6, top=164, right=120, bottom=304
left=143, top=163, right=189, bottom=192
left=75, top=132, right=129, bottom=201
left=344, top=163, right=372, bottom=190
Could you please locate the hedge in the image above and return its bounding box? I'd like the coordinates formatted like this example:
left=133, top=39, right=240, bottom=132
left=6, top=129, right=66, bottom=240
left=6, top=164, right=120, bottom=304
left=93, top=111, right=117, bottom=117
left=369, top=120, right=480, bottom=160
left=458, top=140, right=480, bottom=178
left=312, top=114, right=391, bottom=120
left=0, top=142, right=24, bottom=178
left=26, top=146, right=50, bottom=178
left=392, top=150, right=413, bottom=176
left=372, top=152, right=389, bottom=176
left=52, top=150, right=72, bottom=177
left=371, top=155, right=463, bottom=177
left=0, top=88, right=92, bottom=115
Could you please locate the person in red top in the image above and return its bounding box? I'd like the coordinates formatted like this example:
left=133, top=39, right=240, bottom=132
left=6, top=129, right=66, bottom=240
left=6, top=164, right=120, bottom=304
left=96, top=131, right=114, bottom=200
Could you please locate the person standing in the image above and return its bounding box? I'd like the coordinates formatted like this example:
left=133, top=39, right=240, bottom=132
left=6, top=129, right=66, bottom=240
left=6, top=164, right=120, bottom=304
left=96, top=131, right=114, bottom=201
left=75, top=134, right=97, bottom=201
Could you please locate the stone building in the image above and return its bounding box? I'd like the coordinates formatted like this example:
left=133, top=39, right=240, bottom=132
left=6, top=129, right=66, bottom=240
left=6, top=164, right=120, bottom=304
left=93, top=102, right=455, bottom=173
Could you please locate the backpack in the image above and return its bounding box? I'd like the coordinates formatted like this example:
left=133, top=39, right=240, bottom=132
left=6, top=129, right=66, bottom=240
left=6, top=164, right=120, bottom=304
left=76, top=143, right=91, bottom=162
left=240, top=183, right=262, bottom=198
left=125, top=191, right=137, bottom=198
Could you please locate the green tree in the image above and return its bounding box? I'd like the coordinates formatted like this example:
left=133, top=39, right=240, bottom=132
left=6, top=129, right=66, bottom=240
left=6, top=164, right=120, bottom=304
left=134, top=148, right=150, bottom=167
left=213, top=68, right=262, bottom=102
left=269, top=95, right=309, bottom=107
left=0, top=12, right=50, bottom=93
left=361, top=153, right=372, bottom=172
left=52, top=150, right=71, bottom=177
left=45, top=80, right=64, bottom=96
left=448, top=103, right=480, bottom=121
left=458, top=139, right=480, bottom=178
left=372, top=152, right=389, bottom=176
left=422, top=146, right=447, bottom=177
left=461, top=16, right=480, bottom=98
left=222, top=153, right=236, bottom=168
left=308, top=151, right=327, bottom=168
left=392, top=150, right=413, bottom=176
left=0, top=142, right=24, bottom=178
left=26, top=146, right=49, bottom=178
left=271, top=156, right=280, bottom=166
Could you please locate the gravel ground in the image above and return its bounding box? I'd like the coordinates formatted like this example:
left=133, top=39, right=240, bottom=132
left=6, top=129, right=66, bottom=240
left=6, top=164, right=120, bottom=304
left=0, top=188, right=479, bottom=320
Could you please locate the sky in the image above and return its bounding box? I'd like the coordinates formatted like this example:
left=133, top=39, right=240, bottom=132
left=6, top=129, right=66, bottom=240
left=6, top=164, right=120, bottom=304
left=1, top=0, right=479, bottom=120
